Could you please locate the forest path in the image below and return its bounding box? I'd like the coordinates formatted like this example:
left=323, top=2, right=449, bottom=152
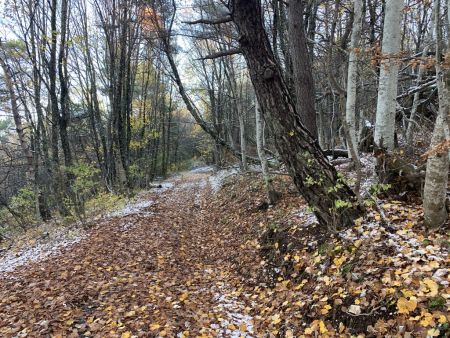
left=0, top=169, right=255, bottom=337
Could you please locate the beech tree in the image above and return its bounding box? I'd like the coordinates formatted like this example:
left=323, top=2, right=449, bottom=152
left=255, top=99, right=277, bottom=204
left=374, top=0, right=404, bottom=150
left=345, top=0, right=363, bottom=159
left=423, top=0, right=449, bottom=228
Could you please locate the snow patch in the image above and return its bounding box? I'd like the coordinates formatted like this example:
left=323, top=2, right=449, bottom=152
left=152, top=182, right=175, bottom=193
left=0, top=235, right=84, bottom=274
left=108, top=199, right=154, bottom=218
left=208, top=167, right=240, bottom=193
left=295, top=210, right=319, bottom=227
left=190, top=166, right=215, bottom=174
left=340, top=219, right=448, bottom=283
left=0, top=177, right=174, bottom=275
left=211, top=292, right=254, bottom=337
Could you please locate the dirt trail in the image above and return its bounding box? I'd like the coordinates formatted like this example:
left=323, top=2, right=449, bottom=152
left=0, top=170, right=255, bottom=337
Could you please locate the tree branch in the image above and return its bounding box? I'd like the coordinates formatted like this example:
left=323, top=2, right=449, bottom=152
left=183, top=16, right=232, bottom=25
left=396, top=78, right=437, bottom=99
left=197, top=48, right=242, bottom=60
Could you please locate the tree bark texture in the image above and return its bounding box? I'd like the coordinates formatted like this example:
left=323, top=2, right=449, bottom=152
left=374, top=0, right=403, bottom=150
left=288, top=0, right=318, bottom=138
left=345, top=0, right=363, bottom=156
left=231, top=0, right=364, bottom=229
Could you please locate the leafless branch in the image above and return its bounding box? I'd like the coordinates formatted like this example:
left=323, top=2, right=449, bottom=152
left=183, top=16, right=232, bottom=25
left=396, top=78, right=437, bottom=99
left=197, top=48, right=242, bottom=60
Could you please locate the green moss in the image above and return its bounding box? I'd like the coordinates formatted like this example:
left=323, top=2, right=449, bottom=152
left=428, top=296, right=446, bottom=310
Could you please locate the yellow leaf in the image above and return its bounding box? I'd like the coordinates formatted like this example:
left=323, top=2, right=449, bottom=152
left=427, top=328, right=440, bottom=337
left=272, top=314, right=281, bottom=325
left=304, top=327, right=314, bottom=334
left=150, top=323, right=160, bottom=330
left=438, top=315, right=447, bottom=324
left=404, top=221, right=413, bottom=229
left=321, top=304, right=332, bottom=315
left=401, top=289, right=414, bottom=298
left=420, top=312, right=434, bottom=327
left=397, top=297, right=417, bottom=314
left=121, top=332, right=132, bottom=338
left=179, top=292, right=189, bottom=301
left=319, top=320, right=328, bottom=334
left=239, top=323, right=247, bottom=332
left=423, top=278, right=438, bottom=297
left=429, top=261, right=439, bottom=268
left=333, top=256, right=346, bottom=267
left=228, top=324, right=237, bottom=330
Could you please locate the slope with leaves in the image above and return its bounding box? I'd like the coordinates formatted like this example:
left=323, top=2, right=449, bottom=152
left=207, top=172, right=450, bottom=337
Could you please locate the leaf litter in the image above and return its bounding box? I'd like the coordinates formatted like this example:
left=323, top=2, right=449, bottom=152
left=0, top=167, right=448, bottom=337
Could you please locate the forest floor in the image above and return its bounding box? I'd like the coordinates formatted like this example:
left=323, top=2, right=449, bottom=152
left=0, top=166, right=449, bottom=337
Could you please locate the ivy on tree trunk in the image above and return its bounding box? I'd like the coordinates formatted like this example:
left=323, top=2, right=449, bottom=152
left=231, top=0, right=365, bottom=229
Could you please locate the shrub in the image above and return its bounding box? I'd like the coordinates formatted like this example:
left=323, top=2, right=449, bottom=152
left=9, top=186, right=37, bottom=226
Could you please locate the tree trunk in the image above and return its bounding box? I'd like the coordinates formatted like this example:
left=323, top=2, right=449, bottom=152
left=345, top=0, right=363, bottom=157
left=58, top=0, right=72, bottom=167
left=238, top=112, right=248, bottom=171
left=406, top=2, right=436, bottom=144
left=423, top=117, right=448, bottom=228
left=0, top=43, right=49, bottom=221
left=0, top=54, right=33, bottom=171
left=288, top=0, right=318, bottom=138
left=374, top=0, right=403, bottom=150
left=256, top=100, right=278, bottom=204
left=423, top=0, right=450, bottom=228
left=231, top=0, right=364, bottom=230
left=49, top=0, right=60, bottom=166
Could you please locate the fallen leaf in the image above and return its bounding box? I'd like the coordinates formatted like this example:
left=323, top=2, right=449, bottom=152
left=121, top=332, right=132, bottom=338
left=397, top=297, right=417, bottom=314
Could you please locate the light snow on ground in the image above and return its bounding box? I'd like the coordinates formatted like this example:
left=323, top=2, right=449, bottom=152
left=0, top=231, right=85, bottom=273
